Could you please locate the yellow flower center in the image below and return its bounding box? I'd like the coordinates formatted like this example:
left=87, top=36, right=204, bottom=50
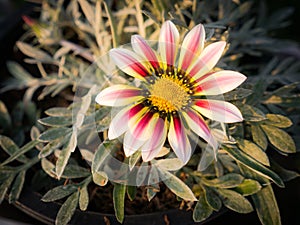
left=148, top=76, right=190, bottom=113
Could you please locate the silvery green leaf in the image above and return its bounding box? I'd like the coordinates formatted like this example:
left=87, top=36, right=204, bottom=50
left=61, top=164, right=90, bottom=179
left=38, top=127, right=72, bottom=142
left=38, top=116, right=73, bottom=127
left=79, top=186, right=89, bottom=211
left=55, top=191, right=79, bottom=225
left=113, top=183, right=126, bottom=223
left=41, top=158, right=56, bottom=179
left=42, top=184, right=78, bottom=202
left=129, top=150, right=141, bottom=170
left=39, top=138, right=65, bottom=158
left=264, top=114, right=293, bottom=128
left=217, top=189, right=253, bottom=213
left=45, top=107, right=72, bottom=117
left=8, top=170, right=26, bottom=203
left=237, top=139, right=270, bottom=166
left=56, top=131, right=77, bottom=179
left=0, top=135, right=28, bottom=163
left=80, top=149, right=94, bottom=162
left=252, top=185, right=281, bottom=225
left=92, top=171, right=108, bottom=186
left=160, top=170, right=197, bottom=201
left=223, top=145, right=284, bottom=187
left=193, top=189, right=213, bottom=222
left=155, top=158, right=184, bottom=171
left=261, top=125, right=296, bottom=154
left=251, top=124, right=268, bottom=150
left=0, top=175, right=15, bottom=204
left=203, top=173, right=244, bottom=188
left=202, top=186, right=222, bottom=211
left=234, top=179, right=262, bottom=196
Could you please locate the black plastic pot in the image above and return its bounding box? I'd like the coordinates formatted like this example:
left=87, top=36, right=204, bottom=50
left=11, top=187, right=227, bottom=225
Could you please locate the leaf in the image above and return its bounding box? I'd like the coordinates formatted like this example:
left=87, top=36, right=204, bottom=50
left=203, top=173, right=244, bottom=188
left=56, top=131, right=77, bottom=179
left=45, top=107, right=72, bottom=117
left=217, top=189, right=253, bottom=213
left=251, top=185, right=281, bottom=225
left=42, top=184, right=78, bottom=202
left=224, top=88, right=253, bottom=101
left=0, top=101, right=11, bottom=129
left=127, top=186, right=137, bottom=201
left=78, top=0, right=95, bottom=27
left=155, top=158, right=184, bottom=171
left=223, top=145, right=284, bottom=187
left=113, top=183, right=126, bottom=223
left=261, top=125, right=296, bottom=154
left=1, top=140, right=39, bottom=166
left=38, top=116, right=73, bottom=127
left=251, top=124, right=268, bottom=150
left=6, top=61, right=33, bottom=82
left=160, top=170, right=197, bottom=201
left=264, top=114, right=293, bottom=128
left=55, top=191, right=79, bottom=225
left=0, top=135, right=28, bottom=163
left=16, top=41, right=53, bottom=63
left=38, top=127, right=72, bottom=142
left=79, top=186, right=89, bottom=211
left=237, top=139, right=270, bottom=166
left=92, top=171, right=108, bottom=186
left=92, top=140, right=118, bottom=173
left=39, top=138, right=64, bottom=158
left=0, top=175, right=15, bottom=204
left=61, top=164, right=90, bottom=179
left=240, top=104, right=266, bottom=122
left=8, top=170, right=26, bottom=203
left=202, top=186, right=222, bottom=211
left=193, top=189, right=213, bottom=222
left=129, top=150, right=141, bottom=170
left=234, top=179, right=262, bottom=196
left=103, top=1, right=118, bottom=48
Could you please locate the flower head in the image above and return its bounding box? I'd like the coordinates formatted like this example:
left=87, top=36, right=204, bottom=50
left=96, top=20, right=246, bottom=164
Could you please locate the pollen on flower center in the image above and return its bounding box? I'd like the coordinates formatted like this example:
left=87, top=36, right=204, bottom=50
left=148, top=76, right=190, bottom=113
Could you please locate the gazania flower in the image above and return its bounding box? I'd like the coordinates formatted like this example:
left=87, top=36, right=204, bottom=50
left=96, top=20, right=246, bottom=164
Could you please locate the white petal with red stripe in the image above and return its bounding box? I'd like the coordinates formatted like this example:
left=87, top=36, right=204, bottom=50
left=110, top=48, right=150, bottom=80
left=95, top=85, right=143, bottom=106
left=158, top=20, right=179, bottom=68
left=193, top=99, right=243, bottom=123
left=131, top=35, right=160, bottom=71
left=141, top=117, right=168, bottom=162
left=195, top=70, right=247, bottom=95
left=182, top=109, right=218, bottom=150
left=168, top=116, right=191, bottom=164
left=178, top=24, right=205, bottom=71
left=187, top=41, right=226, bottom=80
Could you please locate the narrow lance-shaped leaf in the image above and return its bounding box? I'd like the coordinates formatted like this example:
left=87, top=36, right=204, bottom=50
left=251, top=185, right=281, bottom=225
left=55, top=191, right=79, bottom=225
left=1, top=140, right=39, bottom=166
left=8, top=170, right=26, bottom=203
left=42, top=184, right=78, bottom=202
left=79, top=186, right=89, bottom=211
left=223, top=145, right=284, bottom=187
left=193, top=188, right=213, bottom=222
left=0, top=175, right=15, bottom=204
left=159, top=169, right=197, bottom=201
left=56, top=131, right=77, bottom=179
left=0, top=135, right=28, bottom=163
left=113, top=183, right=126, bottom=223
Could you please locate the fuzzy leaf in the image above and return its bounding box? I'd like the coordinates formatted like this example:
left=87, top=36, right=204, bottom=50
left=160, top=170, right=197, bottom=201
left=251, top=124, right=268, bottom=150
left=56, top=131, right=77, bottom=179
left=264, top=114, right=292, bottom=128
left=203, top=173, right=244, bottom=188
left=252, top=185, right=281, bottom=225
left=155, top=158, right=184, bottom=171
left=261, top=125, right=296, bottom=154
left=202, top=186, right=222, bottom=211
left=42, top=184, right=78, bottom=202
left=0, top=135, right=28, bottom=163
left=237, top=139, right=270, bottom=166
left=218, top=189, right=253, bottom=213
left=8, top=170, right=26, bottom=203
left=61, top=164, right=90, bottom=179
left=193, top=189, right=213, bottom=222
left=16, top=41, right=53, bottom=63
left=38, top=116, right=73, bottom=127
left=223, top=145, right=284, bottom=187
left=92, top=171, right=108, bottom=186
left=113, top=183, right=126, bottom=223
left=45, top=107, right=72, bottom=117
left=79, top=186, right=89, bottom=211
left=38, top=127, right=72, bottom=142
left=55, top=191, right=79, bottom=225
left=234, top=179, right=262, bottom=196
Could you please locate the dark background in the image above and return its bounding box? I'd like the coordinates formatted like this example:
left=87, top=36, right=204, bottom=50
left=0, top=0, right=299, bottom=225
